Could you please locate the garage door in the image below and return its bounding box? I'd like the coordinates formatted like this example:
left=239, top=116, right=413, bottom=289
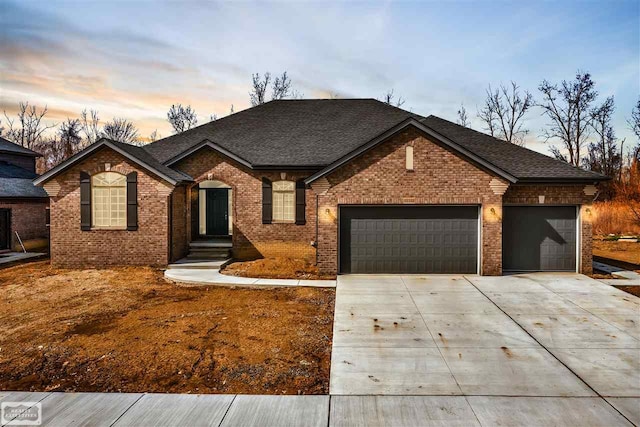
left=339, top=206, right=478, bottom=274
left=503, top=206, right=577, bottom=272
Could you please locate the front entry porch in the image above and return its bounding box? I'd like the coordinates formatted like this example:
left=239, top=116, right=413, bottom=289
left=191, top=180, right=233, bottom=240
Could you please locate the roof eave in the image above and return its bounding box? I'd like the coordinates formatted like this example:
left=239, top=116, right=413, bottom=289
left=304, top=118, right=518, bottom=185
left=33, top=139, right=183, bottom=186
left=0, top=149, right=41, bottom=157
left=515, top=176, right=611, bottom=184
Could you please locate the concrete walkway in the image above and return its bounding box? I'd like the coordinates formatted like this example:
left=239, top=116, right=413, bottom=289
left=1, top=391, right=636, bottom=426
left=330, top=273, right=639, bottom=425
left=164, top=259, right=336, bottom=288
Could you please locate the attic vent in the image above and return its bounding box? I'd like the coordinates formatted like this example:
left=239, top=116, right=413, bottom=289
left=406, top=146, right=414, bottom=171
left=311, top=177, right=331, bottom=195
left=583, top=185, right=597, bottom=196
left=489, top=178, right=509, bottom=196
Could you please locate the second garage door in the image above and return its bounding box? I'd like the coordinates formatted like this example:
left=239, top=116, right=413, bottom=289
left=339, top=206, right=479, bottom=274
left=503, top=206, right=577, bottom=272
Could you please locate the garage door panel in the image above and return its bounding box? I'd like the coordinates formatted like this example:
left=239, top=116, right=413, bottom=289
left=503, top=206, right=577, bottom=272
left=340, top=206, right=479, bottom=274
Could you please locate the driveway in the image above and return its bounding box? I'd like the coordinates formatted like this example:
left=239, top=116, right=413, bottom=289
left=330, top=273, right=639, bottom=425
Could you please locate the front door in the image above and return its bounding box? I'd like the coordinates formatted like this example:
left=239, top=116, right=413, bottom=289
left=0, top=209, right=10, bottom=250
left=205, top=189, right=229, bottom=236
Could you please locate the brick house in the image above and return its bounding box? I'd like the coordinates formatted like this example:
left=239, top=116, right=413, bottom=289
left=34, top=99, right=607, bottom=275
left=0, top=137, right=49, bottom=251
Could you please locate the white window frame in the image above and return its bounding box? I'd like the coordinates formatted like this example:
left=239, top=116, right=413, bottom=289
left=272, top=180, right=296, bottom=223
left=92, top=172, right=127, bottom=229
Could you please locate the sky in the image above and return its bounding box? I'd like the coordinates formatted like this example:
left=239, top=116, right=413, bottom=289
left=0, top=0, right=638, bottom=155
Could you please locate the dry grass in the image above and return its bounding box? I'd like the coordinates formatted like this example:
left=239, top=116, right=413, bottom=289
left=593, top=238, right=640, bottom=265
left=222, top=257, right=335, bottom=280
left=592, top=201, right=640, bottom=235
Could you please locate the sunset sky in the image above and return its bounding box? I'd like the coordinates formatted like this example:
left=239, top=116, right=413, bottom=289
left=1, top=0, right=638, bottom=154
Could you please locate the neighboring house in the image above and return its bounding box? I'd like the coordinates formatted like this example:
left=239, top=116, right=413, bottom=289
left=0, top=137, right=49, bottom=251
left=34, top=99, right=607, bottom=275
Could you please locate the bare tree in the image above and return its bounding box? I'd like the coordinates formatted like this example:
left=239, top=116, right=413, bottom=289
left=382, top=89, right=405, bottom=107
left=2, top=102, right=55, bottom=150
left=80, top=109, right=101, bottom=145
left=629, top=97, right=640, bottom=139
left=457, top=104, right=470, bottom=127
left=102, top=118, right=139, bottom=144
left=628, top=97, right=640, bottom=162
left=272, top=71, right=292, bottom=100
left=477, top=81, right=533, bottom=145
left=148, top=130, right=160, bottom=142
left=250, top=73, right=271, bottom=106
left=167, top=104, right=198, bottom=134
left=538, top=72, right=598, bottom=165
left=58, top=118, right=83, bottom=159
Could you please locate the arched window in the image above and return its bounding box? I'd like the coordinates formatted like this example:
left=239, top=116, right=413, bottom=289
left=92, top=172, right=126, bottom=228
left=272, top=180, right=295, bottom=222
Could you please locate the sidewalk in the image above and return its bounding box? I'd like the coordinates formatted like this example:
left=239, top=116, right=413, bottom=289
left=1, top=392, right=634, bottom=426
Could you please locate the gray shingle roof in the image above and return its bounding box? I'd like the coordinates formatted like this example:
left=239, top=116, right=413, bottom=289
left=39, top=99, right=607, bottom=185
left=0, top=161, right=47, bottom=198
left=109, top=140, right=192, bottom=183
left=144, top=99, right=605, bottom=182
left=0, top=178, right=48, bottom=198
left=421, top=116, right=607, bottom=181
left=0, top=136, right=41, bottom=157
left=145, top=99, right=418, bottom=167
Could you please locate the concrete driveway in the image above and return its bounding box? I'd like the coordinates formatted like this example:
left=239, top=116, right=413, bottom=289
left=330, top=273, right=640, bottom=425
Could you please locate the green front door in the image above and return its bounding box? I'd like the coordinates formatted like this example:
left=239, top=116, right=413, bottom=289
left=205, top=189, right=229, bottom=236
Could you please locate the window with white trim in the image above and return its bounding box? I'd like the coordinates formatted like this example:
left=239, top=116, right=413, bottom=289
left=272, top=180, right=295, bottom=222
left=92, top=172, right=126, bottom=228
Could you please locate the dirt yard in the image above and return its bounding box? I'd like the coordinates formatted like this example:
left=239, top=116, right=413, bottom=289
left=593, top=238, right=640, bottom=265
left=614, top=285, right=640, bottom=297
left=0, top=262, right=335, bottom=395
left=222, top=257, right=335, bottom=280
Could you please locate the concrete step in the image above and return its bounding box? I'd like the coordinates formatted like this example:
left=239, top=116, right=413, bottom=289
left=167, top=258, right=229, bottom=270
left=188, top=248, right=231, bottom=255
left=186, top=250, right=230, bottom=260
left=190, top=241, right=232, bottom=249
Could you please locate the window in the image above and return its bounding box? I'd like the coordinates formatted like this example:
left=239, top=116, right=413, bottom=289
left=92, top=172, right=126, bottom=228
left=272, top=180, right=295, bottom=222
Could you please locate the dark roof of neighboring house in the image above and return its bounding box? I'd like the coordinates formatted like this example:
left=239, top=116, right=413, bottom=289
left=0, top=161, right=37, bottom=179
left=0, top=178, right=49, bottom=198
left=0, top=161, right=47, bottom=198
left=0, top=136, right=41, bottom=157
left=36, top=99, right=608, bottom=186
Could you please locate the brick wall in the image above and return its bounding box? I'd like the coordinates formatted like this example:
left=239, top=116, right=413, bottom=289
left=0, top=200, right=48, bottom=249
left=48, top=148, right=173, bottom=268
left=173, top=149, right=317, bottom=260
left=503, top=184, right=595, bottom=274
left=317, top=128, right=505, bottom=275
left=170, top=185, right=189, bottom=262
